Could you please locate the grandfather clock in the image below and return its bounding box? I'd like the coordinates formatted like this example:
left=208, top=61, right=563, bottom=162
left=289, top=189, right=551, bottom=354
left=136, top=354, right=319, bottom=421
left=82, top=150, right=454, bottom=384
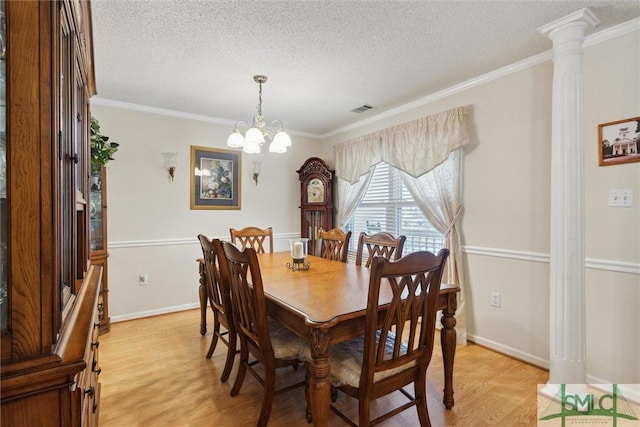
left=297, top=157, right=334, bottom=255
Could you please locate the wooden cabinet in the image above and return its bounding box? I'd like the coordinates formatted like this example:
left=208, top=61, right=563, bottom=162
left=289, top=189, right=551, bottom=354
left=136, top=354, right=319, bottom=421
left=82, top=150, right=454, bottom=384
left=296, top=157, right=335, bottom=255
left=0, top=1, right=103, bottom=426
left=0, top=1, right=6, bottom=331
left=90, top=167, right=110, bottom=334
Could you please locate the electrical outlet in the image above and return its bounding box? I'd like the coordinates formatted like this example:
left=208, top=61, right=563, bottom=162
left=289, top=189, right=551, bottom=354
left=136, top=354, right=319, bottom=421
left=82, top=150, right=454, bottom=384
left=491, top=291, right=501, bottom=308
left=139, top=273, right=149, bottom=285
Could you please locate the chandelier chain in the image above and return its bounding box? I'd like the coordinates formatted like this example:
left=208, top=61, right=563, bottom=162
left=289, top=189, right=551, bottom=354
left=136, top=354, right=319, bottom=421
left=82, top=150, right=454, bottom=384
left=256, top=80, right=263, bottom=117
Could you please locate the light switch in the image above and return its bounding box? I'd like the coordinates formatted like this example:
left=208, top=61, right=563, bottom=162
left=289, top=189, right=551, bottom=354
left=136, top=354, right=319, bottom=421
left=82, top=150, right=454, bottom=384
left=139, top=273, right=149, bottom=285
left=608, top=189, right=633, bottom=207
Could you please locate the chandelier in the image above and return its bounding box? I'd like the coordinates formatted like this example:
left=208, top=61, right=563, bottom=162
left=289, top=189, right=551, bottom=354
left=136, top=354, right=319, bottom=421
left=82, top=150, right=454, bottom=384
left=226, top=75, right=292, bottom=154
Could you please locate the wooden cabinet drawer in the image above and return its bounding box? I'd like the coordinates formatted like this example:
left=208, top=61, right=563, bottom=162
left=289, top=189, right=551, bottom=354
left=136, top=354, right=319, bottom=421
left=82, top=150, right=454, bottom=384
left=81, top=315, right=101, bottom=426
left=76, top=284, right=102, bottom=427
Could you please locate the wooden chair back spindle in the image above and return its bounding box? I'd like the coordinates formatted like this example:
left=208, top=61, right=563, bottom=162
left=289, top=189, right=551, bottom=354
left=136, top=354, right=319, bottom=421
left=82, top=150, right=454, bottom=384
left=355, top=231, right=406, bottom=267
left=230, top=226, right=274, bottom=254
left=317, top=228, right=351, bottom=263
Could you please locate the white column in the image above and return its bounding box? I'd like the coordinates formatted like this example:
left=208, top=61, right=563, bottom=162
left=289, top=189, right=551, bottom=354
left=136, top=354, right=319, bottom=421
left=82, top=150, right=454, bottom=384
left=538, top=9, right=598, bottom=385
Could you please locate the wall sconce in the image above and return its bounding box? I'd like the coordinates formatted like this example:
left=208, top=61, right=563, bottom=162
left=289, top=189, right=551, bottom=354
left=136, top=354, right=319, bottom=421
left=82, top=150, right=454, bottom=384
left=253, top=161, right=262, bottom=185
left=162, top=152, right=178, bottom=181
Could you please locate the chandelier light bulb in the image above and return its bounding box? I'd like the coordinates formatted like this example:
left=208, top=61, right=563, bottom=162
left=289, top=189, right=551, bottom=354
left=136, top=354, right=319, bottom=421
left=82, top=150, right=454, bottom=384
left=274, top=131, right=291, bottom=147
left=269, top=131, right=291, bottom=153
left=245, top=127, right=265, bottom=145
left=226, top=129, right=245, bottom=148
left=269, top=141, right=286, bottom=153
left=243, top=140, right=261, bottom=154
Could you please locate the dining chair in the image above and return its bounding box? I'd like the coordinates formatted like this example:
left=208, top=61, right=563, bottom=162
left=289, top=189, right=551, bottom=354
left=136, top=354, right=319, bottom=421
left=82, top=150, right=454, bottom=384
left=197, top=235, right=237, bottom=382
left=317, top=228, right=352, bottom=263
left=230, top=226, right=274, bottom=254
left=355, top=231, right=407, bottom=267
left=303, top=248, right=450, bottom=426
left=221, top=241, right=307, bottom=427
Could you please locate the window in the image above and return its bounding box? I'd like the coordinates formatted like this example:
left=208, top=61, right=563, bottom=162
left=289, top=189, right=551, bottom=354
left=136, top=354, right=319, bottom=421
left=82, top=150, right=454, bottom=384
left=344, top=162, right=445, bottom=259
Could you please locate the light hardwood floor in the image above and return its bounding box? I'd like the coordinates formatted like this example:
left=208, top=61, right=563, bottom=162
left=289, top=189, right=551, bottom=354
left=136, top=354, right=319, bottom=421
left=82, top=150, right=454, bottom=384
left=98, top=309, right=548, bottom=426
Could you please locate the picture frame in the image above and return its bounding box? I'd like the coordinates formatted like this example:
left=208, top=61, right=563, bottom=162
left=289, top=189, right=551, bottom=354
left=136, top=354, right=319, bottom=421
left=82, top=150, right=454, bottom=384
left=598, top=116, right=640, bottom=166
left=190, top=145, right=241, bottom=210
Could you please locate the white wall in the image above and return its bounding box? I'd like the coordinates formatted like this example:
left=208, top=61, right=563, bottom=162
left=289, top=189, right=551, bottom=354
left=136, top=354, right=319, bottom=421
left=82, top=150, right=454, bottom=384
left=90, top=104, right=321, bottom=320
left=321, top=24, right=639, bottom=385
left=582, top=29, right=639, bottom=386
left=94, top=21, right=639, bottom=387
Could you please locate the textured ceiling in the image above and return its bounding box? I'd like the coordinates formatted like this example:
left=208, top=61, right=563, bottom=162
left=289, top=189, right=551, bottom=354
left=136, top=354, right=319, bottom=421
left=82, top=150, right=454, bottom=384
left=91, top=1, right=640, bottom=137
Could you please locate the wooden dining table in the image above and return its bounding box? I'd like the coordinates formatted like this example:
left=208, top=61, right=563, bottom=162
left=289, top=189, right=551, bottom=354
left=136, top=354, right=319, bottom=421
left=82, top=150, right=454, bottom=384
left=197, top=251, right=460, bottom=427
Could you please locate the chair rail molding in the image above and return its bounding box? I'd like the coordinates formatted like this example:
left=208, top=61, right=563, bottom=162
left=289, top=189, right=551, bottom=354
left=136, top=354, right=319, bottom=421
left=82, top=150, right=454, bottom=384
left=107, top=239, right=638, bottom=275
left=109, top=233, right=300, bottom=249
left=463, top=245, right=639, bottom=275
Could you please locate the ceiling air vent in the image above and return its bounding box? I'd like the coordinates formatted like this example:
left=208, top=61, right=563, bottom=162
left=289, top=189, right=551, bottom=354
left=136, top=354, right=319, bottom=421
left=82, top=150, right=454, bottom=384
left=351, top=104, right=375, bottom=114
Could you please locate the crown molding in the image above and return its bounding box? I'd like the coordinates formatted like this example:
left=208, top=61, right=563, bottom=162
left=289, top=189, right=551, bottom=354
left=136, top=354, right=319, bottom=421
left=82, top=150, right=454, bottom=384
left=90, top=97, right=321, bottom=139
left=91, top=17, right=639, bottom=142
left=583, top=16, right=640, bottom=48
left=323, top=17, right=640, bottom=139
left=90, top=97, right=235, bottom=125
left=322, top=49, right=553, bottom=138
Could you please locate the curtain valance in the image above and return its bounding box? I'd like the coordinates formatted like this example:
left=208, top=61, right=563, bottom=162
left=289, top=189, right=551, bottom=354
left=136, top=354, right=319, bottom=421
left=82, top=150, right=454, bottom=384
left=334, top=106, right=470, bottom=184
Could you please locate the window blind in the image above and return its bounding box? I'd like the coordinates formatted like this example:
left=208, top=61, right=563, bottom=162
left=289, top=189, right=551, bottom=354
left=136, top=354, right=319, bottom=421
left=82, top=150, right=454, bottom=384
left=344, top=162, right=445, bottom=259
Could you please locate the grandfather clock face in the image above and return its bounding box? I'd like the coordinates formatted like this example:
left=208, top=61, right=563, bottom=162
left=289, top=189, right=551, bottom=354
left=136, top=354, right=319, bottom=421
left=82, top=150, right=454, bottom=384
left=306, top=178, right=325, bottom=203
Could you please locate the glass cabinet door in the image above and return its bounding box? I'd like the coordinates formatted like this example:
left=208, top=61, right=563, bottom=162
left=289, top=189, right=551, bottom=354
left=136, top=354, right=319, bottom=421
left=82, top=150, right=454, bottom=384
left=90, top=171, right=104, bottom=252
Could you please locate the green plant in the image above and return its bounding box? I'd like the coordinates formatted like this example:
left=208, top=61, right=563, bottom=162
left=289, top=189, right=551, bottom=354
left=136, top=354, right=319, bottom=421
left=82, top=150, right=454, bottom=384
left=90, top=116, right=119, bottom=173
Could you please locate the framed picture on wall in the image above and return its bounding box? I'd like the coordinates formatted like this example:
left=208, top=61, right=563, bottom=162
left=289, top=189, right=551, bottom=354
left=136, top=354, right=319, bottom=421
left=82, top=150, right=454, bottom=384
left=598, top=116, right=640, bottom=166
left=190, top=145, right=241, bottom=210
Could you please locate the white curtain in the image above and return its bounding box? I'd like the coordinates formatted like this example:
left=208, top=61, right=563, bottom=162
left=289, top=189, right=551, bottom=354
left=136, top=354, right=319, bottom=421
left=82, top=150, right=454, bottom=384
left=400, top=150, right=467, bottom=344
left=333, top=106, right=469, bottom=344
left=336, top=170, right=373, bottom=228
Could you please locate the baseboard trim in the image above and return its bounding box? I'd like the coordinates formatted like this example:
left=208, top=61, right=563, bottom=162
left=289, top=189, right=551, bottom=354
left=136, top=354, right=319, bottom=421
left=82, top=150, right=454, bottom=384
left=111, top=303, right=200, bottom=323
left=585, top=377, right=640, bottom=405
left=467, top=333, right=549, bottom=370
left=543, top=380, right=640, bottom=406
left=468, top=333, right=640, bottom=402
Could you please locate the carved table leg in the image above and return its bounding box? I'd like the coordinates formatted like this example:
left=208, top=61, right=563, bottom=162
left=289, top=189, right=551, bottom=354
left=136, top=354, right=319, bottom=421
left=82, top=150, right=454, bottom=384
left=441, top=295, right=457, bottom=409
left=198, top=259, right=207, bottom=335
left=309, top=328, right=331, bottom=427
